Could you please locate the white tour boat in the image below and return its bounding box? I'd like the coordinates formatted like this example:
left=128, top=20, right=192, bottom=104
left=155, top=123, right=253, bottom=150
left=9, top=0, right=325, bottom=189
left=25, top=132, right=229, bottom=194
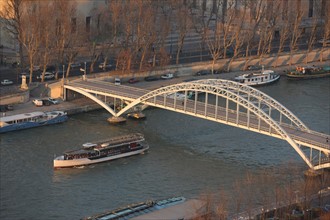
left=54, top=133, right=149, bottom=168
left=0, top=111, right=68, bottom=133
left=234, top=69, right=280, bottom=86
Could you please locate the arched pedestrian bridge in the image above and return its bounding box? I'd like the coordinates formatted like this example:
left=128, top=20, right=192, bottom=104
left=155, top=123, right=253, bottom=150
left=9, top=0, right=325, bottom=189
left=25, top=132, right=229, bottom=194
left=63, top=78, right=330, bottom=171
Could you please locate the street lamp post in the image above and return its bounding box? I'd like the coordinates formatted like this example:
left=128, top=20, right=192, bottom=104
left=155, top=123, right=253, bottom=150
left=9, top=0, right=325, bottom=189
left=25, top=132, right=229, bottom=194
left=62, top=65, right=65, bottom=80
left=62, top=64, right=65, bottom=100
left=84, top=62, right=86, bottom=79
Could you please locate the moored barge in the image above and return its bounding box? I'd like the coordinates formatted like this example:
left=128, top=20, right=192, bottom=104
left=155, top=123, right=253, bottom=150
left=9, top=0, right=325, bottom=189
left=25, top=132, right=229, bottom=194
left=234, top=69, right=280, bottom=86
left=82, top=196, right=207, bottom=220
left=287, top=65, right=330, bottom=79
left=0, top=111, right=68, bottom=133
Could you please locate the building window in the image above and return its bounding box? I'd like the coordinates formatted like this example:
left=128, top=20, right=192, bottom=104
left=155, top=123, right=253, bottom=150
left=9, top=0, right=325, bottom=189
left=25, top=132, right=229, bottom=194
left=222, top=0, right=227, bottom=22
left=97, top=14, right=101, bottom=31
left=202, top=0, right=206, bottom=11
left=55, top=19, right=61, bottom=36
left=212, top=0, right=217, bottom=14
left=282, top=0, right=288, bottom=20
left=71, top=17, right=76, bottom=33
left=275, top=30, right=280, bottom=39
left=297, top=0, right=301, bottom=11
left=267, top=0, right=273, bottom=20
left=308, top=0, right=313, bottom=17
left=86, top=16, right=91, bottom=32
left=321, top=0, right=326, bottom=17
left=192, top=0, right=196, bottom=8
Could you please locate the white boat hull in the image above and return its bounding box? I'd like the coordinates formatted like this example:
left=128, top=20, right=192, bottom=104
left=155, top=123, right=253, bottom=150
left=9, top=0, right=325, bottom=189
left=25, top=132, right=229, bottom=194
left=234, top=70, right=280, bottom=86
left=54, top=146, right=148, bottom=168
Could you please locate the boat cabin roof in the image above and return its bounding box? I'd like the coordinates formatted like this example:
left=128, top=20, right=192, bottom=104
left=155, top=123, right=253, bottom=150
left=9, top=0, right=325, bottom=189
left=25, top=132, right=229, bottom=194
left=64, top=133, right=145, bottom=155
left=236, top=70, right=275, bottom=79
left=0, top=111, right=44, bottom=122
left=296, top=66, right=318, bottom=71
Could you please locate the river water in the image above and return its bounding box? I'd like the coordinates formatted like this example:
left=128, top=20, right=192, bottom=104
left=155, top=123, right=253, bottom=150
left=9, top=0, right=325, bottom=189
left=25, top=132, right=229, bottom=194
left=1, top=77, right=329, bottom=220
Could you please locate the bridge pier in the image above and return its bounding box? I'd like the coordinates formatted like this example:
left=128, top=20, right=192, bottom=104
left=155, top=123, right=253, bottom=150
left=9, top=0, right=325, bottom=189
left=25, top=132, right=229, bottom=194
left=304, top=168, right=323, bottom=177
left=107, top=116, right=126, bottom=124
left=64, top=79, right=330, bottom=170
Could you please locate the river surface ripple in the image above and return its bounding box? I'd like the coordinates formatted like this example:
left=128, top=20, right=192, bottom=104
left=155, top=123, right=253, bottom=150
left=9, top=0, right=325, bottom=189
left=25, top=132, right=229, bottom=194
left=1, top=77, right=329, bottom=219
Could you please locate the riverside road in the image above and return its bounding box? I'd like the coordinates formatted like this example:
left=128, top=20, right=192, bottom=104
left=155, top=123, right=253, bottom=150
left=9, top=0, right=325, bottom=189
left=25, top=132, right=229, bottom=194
left=0, top=61, right=329, bottom=220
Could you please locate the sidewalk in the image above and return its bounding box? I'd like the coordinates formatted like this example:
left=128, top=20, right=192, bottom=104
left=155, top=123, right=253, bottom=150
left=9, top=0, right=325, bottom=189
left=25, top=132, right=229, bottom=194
left=1, top=57, right=329, bottom=117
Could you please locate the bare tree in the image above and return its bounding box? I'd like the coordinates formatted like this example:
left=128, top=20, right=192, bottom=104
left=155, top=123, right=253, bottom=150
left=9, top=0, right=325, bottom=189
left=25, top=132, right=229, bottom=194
left=288, top=8, right=303, bottom=66
left=275, top=20, right=290, bottom=67
left=0, top=0, right=24, bottom=68
left=116, top=49, right=131, bottom=73
left=20, top=1, right=43, bottom=83
left=242, top=0, right=267, bottom=70
left=304, top=17, right=318, bottom=64
left=174, top=2, right=192, bottom=65
left=206, top=24, right=222, bottom=74
left=52, top=0, right=78, bottom=77
left=93, top=0, right=123, bottom=72
left=257, top=1, right=281, bottom=66
left=319, top=4, right=330, bottom=62
left=87, top=42, right=101, bottom=73
left=39, top=1, right=55, bottom=82
left=227, top=1, right=248, bottom=71
left=191, top=0, right=218, bottom=62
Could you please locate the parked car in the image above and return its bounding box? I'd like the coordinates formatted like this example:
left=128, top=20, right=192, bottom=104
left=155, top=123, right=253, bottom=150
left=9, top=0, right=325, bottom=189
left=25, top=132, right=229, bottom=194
left=128, top=78, right=139, bottom=84
left=148, top=58, right=160, bottom=65
left=37, top=72, right=55, bottom=80
left=70, top=63, right=81, bottom=68
left=11, top=61, right=20, bottom=68
left=114, top=78, right=121, bottom=85
left=1, top=79, right=14, bottom=86
left=246, top=65, right=262, bottom=71
left=46, top=65, right=56, bottom=73
left=98, top=62, right=112, bottom=70
left=144, top=76, right=159, bottom=81
left=0, top=104, right=14, bottom=112
left=183, top=78, right=197, bottom=82
left=317, top=38, right=330, bottom=46
left=42, top=99, right=51, bottom=106
left=48, top=98, right=59, bottom=104
left=33, top=65, right=40, bottom=71
left=32, top=99, right=43, bottom=107
left=195, top=70, right=211, bottom=76
left=161, top=73, right=174, bottom=80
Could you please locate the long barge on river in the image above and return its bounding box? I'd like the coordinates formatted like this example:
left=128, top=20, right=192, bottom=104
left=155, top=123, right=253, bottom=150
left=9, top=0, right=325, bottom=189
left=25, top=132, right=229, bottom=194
left=0, top=111, right=68, bottom=133
left=54, top=133, right=149, bottom=168
left=82, top=196, right=207, bottom=220
left=287, top=65, right=330, bottom=79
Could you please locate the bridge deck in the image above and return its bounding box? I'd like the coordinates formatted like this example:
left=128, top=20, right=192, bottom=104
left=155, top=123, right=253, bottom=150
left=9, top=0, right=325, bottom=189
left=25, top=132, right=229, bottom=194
left=66, top=79, right=330, bottom=168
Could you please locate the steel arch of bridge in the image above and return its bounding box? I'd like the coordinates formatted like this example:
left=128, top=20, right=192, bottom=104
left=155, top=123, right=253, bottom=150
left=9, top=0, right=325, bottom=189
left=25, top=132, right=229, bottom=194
left=65, top=85, right=117, bottom=116
left=65, top=79, right=330, bottom=170
left=115, top=81, right=314, bottom=168
left=193, top=79, right=309, bottom=131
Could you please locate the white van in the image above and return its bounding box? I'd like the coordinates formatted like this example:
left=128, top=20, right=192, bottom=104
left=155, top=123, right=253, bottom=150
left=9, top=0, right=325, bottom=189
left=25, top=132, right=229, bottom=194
left=114, top=78, right=121, bottom=85
left=37, top=72, right=54, bottom=80
left=32, top=99, right=43, bottom=107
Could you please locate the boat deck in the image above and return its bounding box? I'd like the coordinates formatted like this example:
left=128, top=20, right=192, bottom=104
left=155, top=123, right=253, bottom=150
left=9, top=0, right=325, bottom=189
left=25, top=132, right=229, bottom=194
left=63, top=133, right=145, bottom=155
left=82, top=197, right=206, bottom=220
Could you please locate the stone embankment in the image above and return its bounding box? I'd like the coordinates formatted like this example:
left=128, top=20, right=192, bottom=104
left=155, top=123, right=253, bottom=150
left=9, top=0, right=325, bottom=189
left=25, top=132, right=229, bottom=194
left=1, top=48, right=329, bottom=117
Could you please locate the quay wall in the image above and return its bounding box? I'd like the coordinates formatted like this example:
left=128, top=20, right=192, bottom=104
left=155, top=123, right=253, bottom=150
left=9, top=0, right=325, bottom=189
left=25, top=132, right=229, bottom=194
left=1, top=48, right=329, bottom=106
left=0, top=89, right=29, bottom=105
